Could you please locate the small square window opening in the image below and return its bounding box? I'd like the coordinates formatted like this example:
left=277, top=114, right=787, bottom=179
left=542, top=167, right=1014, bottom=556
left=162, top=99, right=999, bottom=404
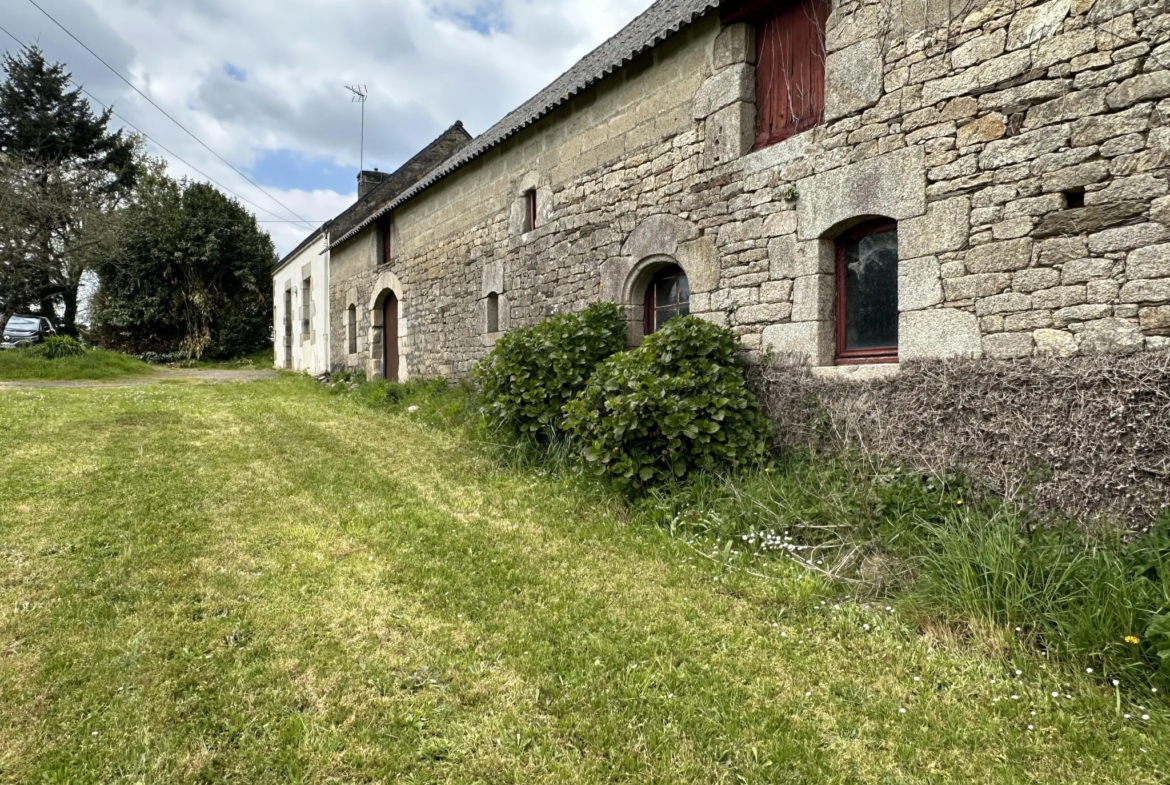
left=1063, top=190, right=1085, bottom=209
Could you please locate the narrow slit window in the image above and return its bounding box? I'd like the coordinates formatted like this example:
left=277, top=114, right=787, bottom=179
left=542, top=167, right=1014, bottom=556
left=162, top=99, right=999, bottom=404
left=486, top=292, right=500, bottom=334
left=751, top=0, right=831, bottom=150
left=643, top=265, right=690, bottom=336
left=347, top=305, right=357, bottom=354
left=524, top=190, right=537, bottom=232
left=379, top=215, right=392, bottom=265
left=301, top=278, right=312, bottom=338
left=836, top=220, right=899, bottom=364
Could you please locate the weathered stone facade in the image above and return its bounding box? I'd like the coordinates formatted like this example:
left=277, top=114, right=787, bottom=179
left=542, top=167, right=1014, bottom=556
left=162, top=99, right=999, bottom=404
left=320, top=0, right=1170, bottom=382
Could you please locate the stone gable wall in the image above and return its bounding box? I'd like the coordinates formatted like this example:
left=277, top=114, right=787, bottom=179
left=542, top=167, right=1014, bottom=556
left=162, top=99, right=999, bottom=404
left=329, top=0, right=1170, bottom=381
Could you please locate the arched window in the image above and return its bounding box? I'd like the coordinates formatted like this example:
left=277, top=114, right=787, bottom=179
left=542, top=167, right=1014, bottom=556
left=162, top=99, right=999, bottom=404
left=836, top=219, right=899, bottom=364
left=644, top=265, right=690, bottom=336
left=486, top=292, right=500, bottom=334
left=347, top=305, right=357, bottom=354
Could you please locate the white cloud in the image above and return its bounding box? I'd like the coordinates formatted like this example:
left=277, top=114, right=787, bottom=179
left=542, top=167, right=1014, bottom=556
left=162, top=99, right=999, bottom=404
left=2, top=0, right=652, bottom=254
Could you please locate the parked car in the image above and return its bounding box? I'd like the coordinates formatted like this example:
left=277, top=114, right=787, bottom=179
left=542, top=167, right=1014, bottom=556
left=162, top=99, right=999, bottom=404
left=1, top=315, right=57, bottom=349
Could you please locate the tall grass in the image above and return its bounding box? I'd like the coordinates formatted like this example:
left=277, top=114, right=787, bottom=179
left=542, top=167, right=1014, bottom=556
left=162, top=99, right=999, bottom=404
left=0, top=347, right=152, bottom=380
left=342, top=378, right=1170, bottom=691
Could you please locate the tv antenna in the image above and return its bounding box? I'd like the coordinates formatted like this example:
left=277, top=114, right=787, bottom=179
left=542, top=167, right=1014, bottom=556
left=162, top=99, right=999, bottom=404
left=346, top=85, right=369, bottom=172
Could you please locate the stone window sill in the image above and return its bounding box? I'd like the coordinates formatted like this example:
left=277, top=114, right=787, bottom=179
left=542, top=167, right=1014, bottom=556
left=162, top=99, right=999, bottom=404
left=810, top=364, right=900, bottom=382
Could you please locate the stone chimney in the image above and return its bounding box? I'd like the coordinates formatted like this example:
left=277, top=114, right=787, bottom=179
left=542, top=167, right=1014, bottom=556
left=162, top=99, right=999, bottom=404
left=357, top=168, right=390, bottom=199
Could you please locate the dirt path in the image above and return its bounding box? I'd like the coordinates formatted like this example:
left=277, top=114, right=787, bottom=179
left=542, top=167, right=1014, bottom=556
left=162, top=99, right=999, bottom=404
left=0, top=368, right=279, bottom=390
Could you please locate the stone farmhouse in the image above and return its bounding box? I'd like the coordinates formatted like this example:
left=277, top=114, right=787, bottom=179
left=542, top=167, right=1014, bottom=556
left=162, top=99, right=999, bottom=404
left=274, top=0, right=1170, bottom=382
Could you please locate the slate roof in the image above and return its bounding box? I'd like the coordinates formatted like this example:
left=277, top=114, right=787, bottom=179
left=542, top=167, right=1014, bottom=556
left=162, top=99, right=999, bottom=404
left=273, top=223, right=328, bottom=273
left=327, top=121, right=473, bottom=245
left=329, top=0, right=722, bottom=249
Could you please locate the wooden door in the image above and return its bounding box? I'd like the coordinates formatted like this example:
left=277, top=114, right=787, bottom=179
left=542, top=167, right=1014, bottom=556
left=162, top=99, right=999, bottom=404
left=383, top=293, right=399, bottom=382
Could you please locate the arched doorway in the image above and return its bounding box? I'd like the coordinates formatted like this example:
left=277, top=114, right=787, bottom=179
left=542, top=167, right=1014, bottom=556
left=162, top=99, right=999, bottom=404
left=382, top=292, right=399, bottom=381
left=643, top=264, right=690, bottom=336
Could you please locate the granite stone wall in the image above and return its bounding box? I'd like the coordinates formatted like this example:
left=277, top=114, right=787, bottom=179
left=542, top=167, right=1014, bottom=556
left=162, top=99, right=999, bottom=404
left=329, top=0, right=1170, bottom=382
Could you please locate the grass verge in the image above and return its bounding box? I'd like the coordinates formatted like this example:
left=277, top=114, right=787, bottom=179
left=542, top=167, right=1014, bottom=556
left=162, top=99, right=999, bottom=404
left=1, top=376, right=1167, bottom=783
left=0, top=348, right=153, bottom=381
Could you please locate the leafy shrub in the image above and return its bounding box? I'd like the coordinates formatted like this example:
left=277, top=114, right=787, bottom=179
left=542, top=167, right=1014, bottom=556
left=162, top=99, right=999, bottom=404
left=472, top=302, right=627, bottom=439
left=37, top=335, right=85, bottom=359
left=565, top=316, right=772, bottom=491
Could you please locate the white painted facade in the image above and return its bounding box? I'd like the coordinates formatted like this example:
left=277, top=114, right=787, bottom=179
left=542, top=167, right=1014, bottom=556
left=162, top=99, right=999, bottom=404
left=273, top=230, right=331, bottom=374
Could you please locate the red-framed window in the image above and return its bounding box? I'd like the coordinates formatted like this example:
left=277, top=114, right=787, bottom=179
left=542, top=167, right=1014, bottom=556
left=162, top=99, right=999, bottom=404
left=836, top=219, right=899, bottom=365
left=644, top=265, right=690, bottom=336
left=378, top=214, right=392, bottom=265
left=725, top=0, right=830, bottom=150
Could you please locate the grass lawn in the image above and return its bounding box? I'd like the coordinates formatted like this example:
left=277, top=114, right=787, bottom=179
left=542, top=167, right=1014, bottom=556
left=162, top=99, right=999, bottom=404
left=0, top=349, right=152, bottom=381
left=181, top=348, right=275, bottom=371
left=0, top=377, right=1166, bottom=784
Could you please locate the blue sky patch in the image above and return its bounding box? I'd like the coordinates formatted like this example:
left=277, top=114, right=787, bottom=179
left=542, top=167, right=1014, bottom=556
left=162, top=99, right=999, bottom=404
left=432, top=2, right=506, bottom=35
left=224, top=62, right=247, bottom=82
left=249, top=148, right=356, bottom=194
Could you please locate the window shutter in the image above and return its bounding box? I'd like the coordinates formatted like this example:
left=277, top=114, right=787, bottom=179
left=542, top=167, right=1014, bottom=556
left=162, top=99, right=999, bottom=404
left=755, top=0, right=830, bottom=149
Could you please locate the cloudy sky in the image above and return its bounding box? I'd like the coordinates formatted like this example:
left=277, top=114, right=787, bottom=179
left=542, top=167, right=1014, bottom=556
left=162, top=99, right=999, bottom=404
left=1, top=0, right=650, bottom=255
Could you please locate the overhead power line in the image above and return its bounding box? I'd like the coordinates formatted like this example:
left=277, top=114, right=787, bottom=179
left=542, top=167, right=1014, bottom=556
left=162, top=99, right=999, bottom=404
left=0, top=22, right=319, bottom=231
left=24, top=0, right=316, bottom=229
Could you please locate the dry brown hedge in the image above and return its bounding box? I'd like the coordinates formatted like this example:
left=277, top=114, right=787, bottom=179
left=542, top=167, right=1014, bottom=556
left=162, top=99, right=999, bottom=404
left=750, top=353, right=1170, bottom=527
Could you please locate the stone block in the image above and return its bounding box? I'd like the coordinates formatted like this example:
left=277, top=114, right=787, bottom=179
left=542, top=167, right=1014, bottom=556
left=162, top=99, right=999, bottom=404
left=1120, top=280, right=1170, bottom=303
left=898, top=196, right=971, bottom=258
left=1032, top=285, right=1087, bottom=309
left=1087, top=224, right=1167, bottom=255
left=622, top=213, right=699, bottom=260
left=763, top=211, right=797, bottom=237
left=693, top=64, right=755, bottom=120
left=1126, top=245, right=1170, bottom=280
left=957, top=114, right=1007, bottom=148
left=1107, top=71, right=1170, bottom=110
left=992, top=218, right=1034, bottom=240
left=965, top=238, right=1034, bottom=274
left=1054, top=304, right=1113, bottom=327
left=769, top=236, right=833, bottom=279
left=797, top=147, right=926, bottom=240
left=899, top=256, right=944, bottom=311
left=1034, top=27, right=1098, bottom=70
left=945, top=273, right=1013, bottom=300
left=1038, top=237, right=1088, bottom=265
left=676, top=236, right=721, bottom=294
left=760, top=279, right=794, bottom=303
left=1096, top=174, right=1170, bottom=206
left=1040, top=162, right=1111, bottom=194
left=952, top=28, right=1007, bottom=70
left=1014, top=267, right=1062, bottom=292
left=1061, top=258, right=1115, bottom=284
left=1070, top=104, right=1149, bottom=146
left=1075, top=317, right=1145, bottom=355
left=791, top=274, right=835, bottom=322
left=1034, top=328, right=1079, bottom=357
left=1006, top=0, right=1071, bottom=50
left=1032, top=147, right=1099, bottom=175
left=1087, top=279, right=1120, bottom=303
left=1024, top=89, right=1107, bottom=131
left=1033, top=201, right=1147, bottom=238
left=1140, top=305, right=1170, bottom=333
left=704, top=102, right=756, bottom=168
left=923, top=50, right=1033, bottom=105
left=825, top=39, right=884, bottom=122
left=980, top=125, right=1071, bottom=169
left=734, top=303, right=792, bottom=325
left=900, top=309, right=983, bottom=360
left=1003, top=194, right=1065, bottom=219
left=976, top=292, right=1033, bottom=316
left=1098, top=133, right=1147, bottom=159
left=984, top=332, right=1035, bottom=358
left=762, top=321, right=834, bottom=365
left=713, top=23, right=755, bottom=70
left=1005, top=311, right=1054, bottom=331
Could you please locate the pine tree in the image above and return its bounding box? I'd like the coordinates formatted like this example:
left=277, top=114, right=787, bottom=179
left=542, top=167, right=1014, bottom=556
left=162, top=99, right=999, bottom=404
left=0, top=46, right=137, bottom=334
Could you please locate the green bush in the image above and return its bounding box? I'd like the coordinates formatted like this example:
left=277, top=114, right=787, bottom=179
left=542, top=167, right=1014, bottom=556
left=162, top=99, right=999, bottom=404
left=565, top=316, right=772, bottom=491
left=472, top=302, right=627, bottom=439
left=37, top=335, right=86, bottom=359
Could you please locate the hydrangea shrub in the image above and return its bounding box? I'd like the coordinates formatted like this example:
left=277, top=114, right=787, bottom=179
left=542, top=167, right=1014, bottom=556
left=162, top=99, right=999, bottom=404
left=565, top=316, right=772, bottom=491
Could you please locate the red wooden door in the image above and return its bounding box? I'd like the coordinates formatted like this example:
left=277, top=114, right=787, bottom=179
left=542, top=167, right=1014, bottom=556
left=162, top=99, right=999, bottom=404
left=755, top=0, right=830, bottom=148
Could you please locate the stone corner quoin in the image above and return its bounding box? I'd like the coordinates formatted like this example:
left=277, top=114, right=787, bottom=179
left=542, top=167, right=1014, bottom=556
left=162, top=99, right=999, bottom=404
left=275, top=0, right=1170, bottom=380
